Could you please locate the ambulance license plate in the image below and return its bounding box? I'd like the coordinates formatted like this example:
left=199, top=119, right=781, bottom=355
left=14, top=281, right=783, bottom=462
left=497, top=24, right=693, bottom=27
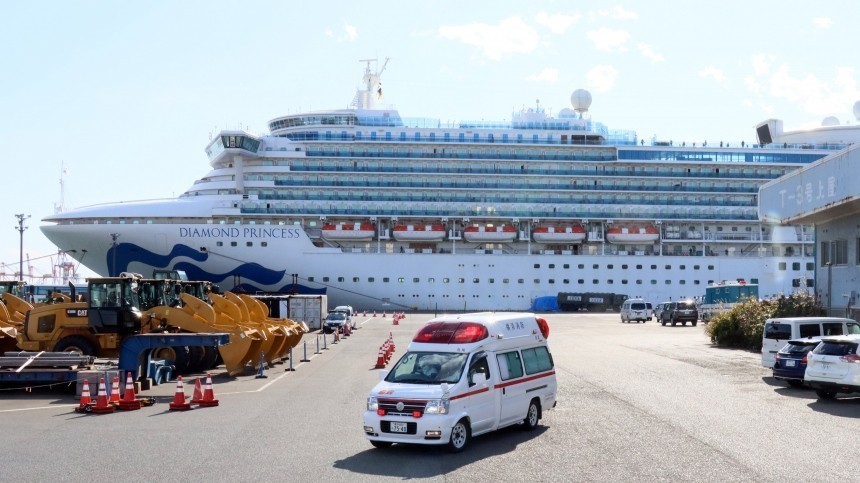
left=390, top=422, right=407, bottom=433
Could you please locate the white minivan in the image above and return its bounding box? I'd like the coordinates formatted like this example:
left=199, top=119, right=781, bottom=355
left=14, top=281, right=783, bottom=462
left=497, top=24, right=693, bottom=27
left=363, top=312, right=557, bottom=452
left=620, top=299, right=651, bottom=323
left=761, top=317, right=860, bottom=367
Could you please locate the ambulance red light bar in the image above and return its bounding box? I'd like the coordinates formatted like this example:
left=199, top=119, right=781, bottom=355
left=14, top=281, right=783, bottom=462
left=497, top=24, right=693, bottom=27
left=535, top=317, right=550, bottom=339
left=413, top=322, right=489, bottom=344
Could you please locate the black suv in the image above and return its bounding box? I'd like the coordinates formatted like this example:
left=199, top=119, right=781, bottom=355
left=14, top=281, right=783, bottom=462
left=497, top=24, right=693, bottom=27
left=660, top=301, right=699, bottom=327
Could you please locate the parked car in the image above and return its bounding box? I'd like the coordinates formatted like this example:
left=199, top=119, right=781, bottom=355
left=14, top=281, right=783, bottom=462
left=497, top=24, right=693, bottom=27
left=323, top=311, right=349, bottom=334
left=804, top=335, right=860, bottom=400
left=620, top=299, right=651, bottom=323
left=659, top=300, right=698, bottom=326
left=654, top=302, right=671, bottom=321
left=761, top=317, right=859, bottom=368
left=772, top=338, right=822, bottom=387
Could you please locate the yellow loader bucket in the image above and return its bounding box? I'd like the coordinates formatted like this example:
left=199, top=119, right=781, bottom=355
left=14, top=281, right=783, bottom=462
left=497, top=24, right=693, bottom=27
left=208, top=293, right=269, bottom=369
left=0, top=302, right=21, bottom=353
left=237, top=294, right=291, bottom=361
left=147, top=293, right=263, bottom=376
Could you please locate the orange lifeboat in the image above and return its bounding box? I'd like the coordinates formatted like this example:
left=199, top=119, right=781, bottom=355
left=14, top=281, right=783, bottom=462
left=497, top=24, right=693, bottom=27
left=392, top=224, right=446, bottom=242
left=533, top=225, right=586, bottom=244
left=463, top=224, right=517, bottom=243
left=321, top=222, right=375, bottom=241
left=606, top=225, right=660, bottom=244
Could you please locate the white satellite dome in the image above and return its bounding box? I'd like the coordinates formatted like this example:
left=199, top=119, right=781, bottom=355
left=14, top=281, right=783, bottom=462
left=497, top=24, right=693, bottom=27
left=570, top=89, right=592, bottom=114
left=821, top=116, right=840, bottom=127
left=854, top=100, right=860, bottom=121
left=558, top=108, right=576, bottom=118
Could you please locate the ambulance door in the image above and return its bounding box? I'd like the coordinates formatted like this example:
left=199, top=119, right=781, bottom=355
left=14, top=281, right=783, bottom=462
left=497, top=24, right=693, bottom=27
left=461, top=352, right=496, bottom=435
left=495, top=349, right=530, bottom=427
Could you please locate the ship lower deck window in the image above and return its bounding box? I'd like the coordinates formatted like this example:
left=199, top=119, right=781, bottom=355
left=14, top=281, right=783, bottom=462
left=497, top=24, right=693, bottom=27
left=383, top=278, right=390, bottom=283
left=778, top=262, right=786, bottom=271
left=592, top=279, right=598, bottom=284
left=458, top=278, right=465, bottom=283
left=338, top=277, right=345, bottom=282
left=261, top=242, right=267, bottom=247
left=563, top=264, right=570, bottom=269
left=216, top=242, right=223, bottom=247
left=636, top=280, right=642, bottom=285
left=708, top=265, right=715, bottom=270
left=578, top=279, right=584, bottom=284
left=427, top=278, right=433, bottom=283
left=354, top=277, right=361, bottom=283
left=534, top=279, right=541, bottom=284
left=593, top=264, right=599, bottom=269
left=622, top=280, right=628, bottom=284
left=651, top=280, right=657, bottom=285
left=694, top=265, right=700, bottom=270
left=549, top=264, right=555, bottom=269
left=307, top=277, right=314, bottom=282
left=563, top=279, right=570, bottom=284
left=442, top=278, right=449, bottom=283
left=518, top=279, right=524, bottom=284
left=398, top=278, right=405, bottom=283
left=473, top=278, right=479, bottom=283
left=323, top=277, right=330, bottom=282
left=578, top=264, right=585, bottom=269
left=636, top=264, right=642, bottom=269
left=792, top=262, right=800, bottom=270
left=246, top=242, right=253, bottom=247
left=607, top=280, right=613, bottom=284
left=488, top=278, right=494, bottom=283
left=503, top=278, right=509, bottom=283
left=607, top=264, right=614, bottom=269
left=651, top=265, right=657, bottom=270
left=622, top=265, right=628, bottom=269
left=231, top=242, right=237, bottom=247
left=534, top=264, right=540, bottom=268
left=665, top=280, right=671, bottom=285
left=694, top=280, right=700, bottom=285
left=665, top=265, right=671, bottom=270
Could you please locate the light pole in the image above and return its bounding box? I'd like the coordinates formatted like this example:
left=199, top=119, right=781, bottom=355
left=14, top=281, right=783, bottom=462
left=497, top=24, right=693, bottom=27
left=14, top=214, right=30, bottom=282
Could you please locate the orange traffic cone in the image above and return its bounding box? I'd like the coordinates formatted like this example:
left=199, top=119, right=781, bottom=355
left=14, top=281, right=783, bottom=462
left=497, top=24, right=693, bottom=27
left=191, top=377, right=204, bottom=404
left=91, top=377, right=116, bottom=414
left=373, top=311, right=377, bottom=317
left=108, top=376, right=121, bottom=405
left=77, top=380, right=92, bottom=412
left=118, top=372, right=142, bottom=411
left=374, top=348, right=386, bottom=369
left=168, top=376, right=192, bottom=411
left=389, top=332, right=395, bottom=351
left=198, top=373, right=219, bottom=407
left=382, top=310, right=387, bottom=318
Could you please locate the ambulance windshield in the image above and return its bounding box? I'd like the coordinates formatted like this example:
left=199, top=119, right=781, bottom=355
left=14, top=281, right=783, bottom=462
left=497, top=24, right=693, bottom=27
left=386, top=351, right=467, bottom=385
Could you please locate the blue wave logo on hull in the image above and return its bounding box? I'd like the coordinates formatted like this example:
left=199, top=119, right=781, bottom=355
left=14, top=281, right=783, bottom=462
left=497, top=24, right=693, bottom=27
left=108, top=242, right=288, bottom=287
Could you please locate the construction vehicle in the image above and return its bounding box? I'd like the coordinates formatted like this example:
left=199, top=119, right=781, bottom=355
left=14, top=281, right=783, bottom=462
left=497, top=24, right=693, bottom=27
left=1, top=281, right=34, bottom=353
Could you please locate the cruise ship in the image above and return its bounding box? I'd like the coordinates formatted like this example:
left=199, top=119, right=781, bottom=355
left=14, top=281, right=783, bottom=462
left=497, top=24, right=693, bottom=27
left=41, top=59, right=860, bottom=311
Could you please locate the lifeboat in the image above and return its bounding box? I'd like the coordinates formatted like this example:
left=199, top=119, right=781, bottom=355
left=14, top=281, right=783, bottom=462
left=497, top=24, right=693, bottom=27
left=392, top=224, right=446, bottom=242
left=463, top=224, right=517, bottom=243
left=321, top=222, right=375, bottom=241
left=606, top=225, right=660, bottom=244
left=533, top=225, right=586, bottom=244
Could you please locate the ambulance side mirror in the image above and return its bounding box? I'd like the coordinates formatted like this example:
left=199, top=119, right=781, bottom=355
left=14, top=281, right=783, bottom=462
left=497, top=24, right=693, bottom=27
left=470, top=372, right=487, bottom=386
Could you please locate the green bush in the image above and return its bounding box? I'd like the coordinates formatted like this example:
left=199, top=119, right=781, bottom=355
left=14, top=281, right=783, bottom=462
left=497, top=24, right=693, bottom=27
left=705, top=292, right=825, bottom=351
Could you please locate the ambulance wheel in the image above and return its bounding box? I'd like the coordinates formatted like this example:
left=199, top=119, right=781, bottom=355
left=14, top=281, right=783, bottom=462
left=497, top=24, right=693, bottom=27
left=370, top=440, right=393, bottom=449
left=523, top=399, right=541, bottom=431
left=447, top=419, right=470, bottom=453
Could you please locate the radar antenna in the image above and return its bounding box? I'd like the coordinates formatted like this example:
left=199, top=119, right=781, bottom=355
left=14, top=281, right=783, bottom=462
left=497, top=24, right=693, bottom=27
left=353, top=57, right=391, bottom=110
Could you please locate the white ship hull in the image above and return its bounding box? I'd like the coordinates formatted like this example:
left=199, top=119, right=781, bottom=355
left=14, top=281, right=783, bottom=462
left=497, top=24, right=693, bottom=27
left=41, top=219, right=810, bottom=311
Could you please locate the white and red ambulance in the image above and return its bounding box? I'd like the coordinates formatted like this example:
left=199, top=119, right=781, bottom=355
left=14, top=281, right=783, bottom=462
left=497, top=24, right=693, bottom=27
left=363, top=312, right=557, bottom=452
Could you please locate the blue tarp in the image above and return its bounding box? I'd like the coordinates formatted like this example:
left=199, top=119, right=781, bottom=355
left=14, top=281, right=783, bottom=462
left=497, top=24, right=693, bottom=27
left=530, top=296, right=559, bottom=312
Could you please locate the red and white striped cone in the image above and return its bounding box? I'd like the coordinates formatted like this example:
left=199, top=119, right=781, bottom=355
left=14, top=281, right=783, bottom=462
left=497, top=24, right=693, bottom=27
left=198, top=373, right=220, bottom=407
left=91, top=378, right=116, bottom=414
left=77, top=380, right=92, bottom=412
left=389, top=332, right=395, bottom=351
left=168, top=376, right=192, bottom=411
left=108, top=376, right=121, bottom=405
left=191, top=377, right=204, bottom=404
left=373, top=311, right=377, bottom=317
left=374, top=347, right=386, bottom=369
left=118, top=372, right=141, bottom=411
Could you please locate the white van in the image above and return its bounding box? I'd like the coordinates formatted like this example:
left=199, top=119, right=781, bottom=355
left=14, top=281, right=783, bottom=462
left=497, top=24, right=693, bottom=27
left=363, top=312, right=557, bottom=452
left=761, top=317, right=860, bottom=367
left=620, top=299, right=651, bottom=323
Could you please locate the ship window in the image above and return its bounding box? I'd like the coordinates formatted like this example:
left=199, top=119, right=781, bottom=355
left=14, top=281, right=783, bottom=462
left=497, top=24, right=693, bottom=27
left=368, top=277, right=375, bottom=282
left=246, top=242, right=253, bottom=247
left=694, top=280, right=700, bottom=285
left=442, top=278, right=449, bottom=283
left=216, top=242, right=223, bottom=247
left=806, top=263, right=814, bottom=270
left=414, top=278, right=420, bottom=283
left=488, top=278, right=494, bottom=283
left=307, top=277, right=314, bottom=282
left=534, top=279, right=541, bottom=284
left=751, top=278, right=759, bottom=284
left=502, top=278, right=509, bottom=283
left=708, top=265, right=714, bottom=270
left=636, top=280, right=642, bottom=285
left=778, top=262, right=786, bottom=271
left=231, top=242, right=237, bottom=247
left=261, top=242, right=268, bottom=247
left=680, top=280, right=686, bottom=285
left=549, top=264, right=555, bottom=269
left=563, top=264, right=570, bottom=269
left=607, top=280, right=613, bottom=284
left=338, top=277, right=345, bottom=282
left=578, top=264, right=585, bottom=269
left=694, top=265, right=700, bottom=270
left=323, top=277, right=330, bottom=282
left=383, top=277, right=390, bottom=282
left=651, top=280, right=657, bottom=285
left=651, top=265, right=657, bottom=270
left=549, top=279, right=555, bottom=284
left=473, top=278, right=480, bottom=283
left=622, top=280, right=628, bottom=284
left=592, top=279, right=598, bottom=284
left=518, top=279, right=524, bottom=284
left=563, top=279, right=569, bottom=284
left=622, top=265, right=628, bottom=269
left=397, top=277, right=405, bottom=283
left=593, top=264, right=599, bottom=269
left=636, top=264, right=642, bottom=269
left=679, top=265, right=685, bottom=270
left=607, top=264, right=614, bottom=269
left=458, top=278, right=465, bottom=283
left=534, top=264, right=540, bottom=269
left=707, top=279, right=714, bottom=284
left=665, top=265, right=671, bottom=270
left=792, top=262, right=800, bottom=271
left=578, top=279, right=584, bottom=284
left=354, top=277, right=360, bottom=282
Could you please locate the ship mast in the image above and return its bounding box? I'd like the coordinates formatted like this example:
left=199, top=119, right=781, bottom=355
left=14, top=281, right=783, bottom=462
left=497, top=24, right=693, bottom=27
left=353, top=57, right=390, bottom=110
left=54, top=162, right=67, bottom=214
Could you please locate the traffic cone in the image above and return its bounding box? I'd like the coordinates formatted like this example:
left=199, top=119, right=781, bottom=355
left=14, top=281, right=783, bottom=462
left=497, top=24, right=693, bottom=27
left=389, top=332, right=396, bottom=351
left=374, top=347, right=386, bottom=369
left=168, top=376, right=192, bottom=411
left=373, top=310, right=377, bottom=317
left=198, top=373, right=220, bottom=407
left=108, top=376, right=121, bottom=405
left=362, top=310, right=366, bottom=317
left=118, top=372, right=142, bottom=411
left=382, top=310, right=387, bottom=318
left=191, top=376, right=204, bottom=404
left=91, top=378, right=116, bottom=414
left=77, top=380, right=92, bottom=412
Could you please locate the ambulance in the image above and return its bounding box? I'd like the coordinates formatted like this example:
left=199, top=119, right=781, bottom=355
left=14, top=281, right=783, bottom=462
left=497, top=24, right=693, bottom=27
left=363, top=312, right=557, bottom=452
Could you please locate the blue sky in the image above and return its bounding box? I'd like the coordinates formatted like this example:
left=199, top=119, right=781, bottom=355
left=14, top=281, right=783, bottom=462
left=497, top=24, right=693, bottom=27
left=1, top=1, right=858, bottom=281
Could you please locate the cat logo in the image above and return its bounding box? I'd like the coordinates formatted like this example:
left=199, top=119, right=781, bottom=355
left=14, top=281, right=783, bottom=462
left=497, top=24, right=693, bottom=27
left=65, top=309, right=88, bottom=317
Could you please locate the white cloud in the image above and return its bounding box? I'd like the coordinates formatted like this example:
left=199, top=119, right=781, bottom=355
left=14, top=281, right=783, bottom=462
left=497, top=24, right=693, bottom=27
left=813, top=17, right=833, bottom=29
left=534, top=12, right=581, bottom=34
left=744, top=75, right=763, bottom=94
left=586, top=28, right=630, bottom=52
left=751, top=54, right=772, bottom=76
left=586, top=64, right=618, bottom=92
left=526, top=68, right=559, bottom=83
left=591, top=6, right=638, bottom=20
left=699, top=66, right=727, bottom=83
left=637, top=43, right=664, bottom=63
left=438, top=17, right=539, bottom=60
left=327, top=24, right=357, bottom=42
left=768, top=65, right=859, bottom=116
